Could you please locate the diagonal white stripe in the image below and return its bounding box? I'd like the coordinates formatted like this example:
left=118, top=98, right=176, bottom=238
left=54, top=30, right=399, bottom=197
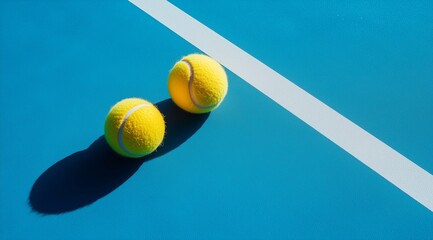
left=129, top=0, right=433, bottom=211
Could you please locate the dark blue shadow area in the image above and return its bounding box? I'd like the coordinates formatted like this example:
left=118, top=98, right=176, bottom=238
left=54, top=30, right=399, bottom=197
left=29, top=99, right=210, bottom=215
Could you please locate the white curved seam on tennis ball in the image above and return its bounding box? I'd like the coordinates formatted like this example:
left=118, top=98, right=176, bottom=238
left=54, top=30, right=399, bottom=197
left=118, top=103, right=150, bottom=157
left=181, top=59, right=217, bottom=109
left=130, top=0, right=433, bottom=212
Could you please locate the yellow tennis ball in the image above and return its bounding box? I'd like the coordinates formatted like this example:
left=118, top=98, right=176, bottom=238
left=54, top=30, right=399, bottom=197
left=168, top=54, right=228, bottom=114
left=104, top=98, right=165, bottom=158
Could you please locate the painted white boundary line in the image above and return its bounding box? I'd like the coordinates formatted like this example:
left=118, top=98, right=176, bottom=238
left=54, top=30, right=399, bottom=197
left=129, top=0, right=433, bottom=211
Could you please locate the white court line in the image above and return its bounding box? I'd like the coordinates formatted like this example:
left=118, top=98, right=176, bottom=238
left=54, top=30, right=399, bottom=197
left=129, top=0, right=433, bottom=211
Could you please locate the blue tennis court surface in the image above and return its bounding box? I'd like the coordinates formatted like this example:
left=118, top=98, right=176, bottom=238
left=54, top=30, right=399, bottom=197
left=1, top=0, right=432, bottom=239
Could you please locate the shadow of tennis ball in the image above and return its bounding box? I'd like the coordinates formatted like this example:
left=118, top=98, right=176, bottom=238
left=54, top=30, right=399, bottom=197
left=29, top=98, right=210, bottom=214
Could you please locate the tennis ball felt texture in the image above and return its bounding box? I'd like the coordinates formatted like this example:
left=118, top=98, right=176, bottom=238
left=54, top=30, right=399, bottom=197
left=168, top=54, right=228, bottom=114
left=104, top=98, right=165, bottom=158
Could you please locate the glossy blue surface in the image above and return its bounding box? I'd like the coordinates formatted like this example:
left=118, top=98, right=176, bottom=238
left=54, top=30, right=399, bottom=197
left=1, top=0, right=432, bottom=239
